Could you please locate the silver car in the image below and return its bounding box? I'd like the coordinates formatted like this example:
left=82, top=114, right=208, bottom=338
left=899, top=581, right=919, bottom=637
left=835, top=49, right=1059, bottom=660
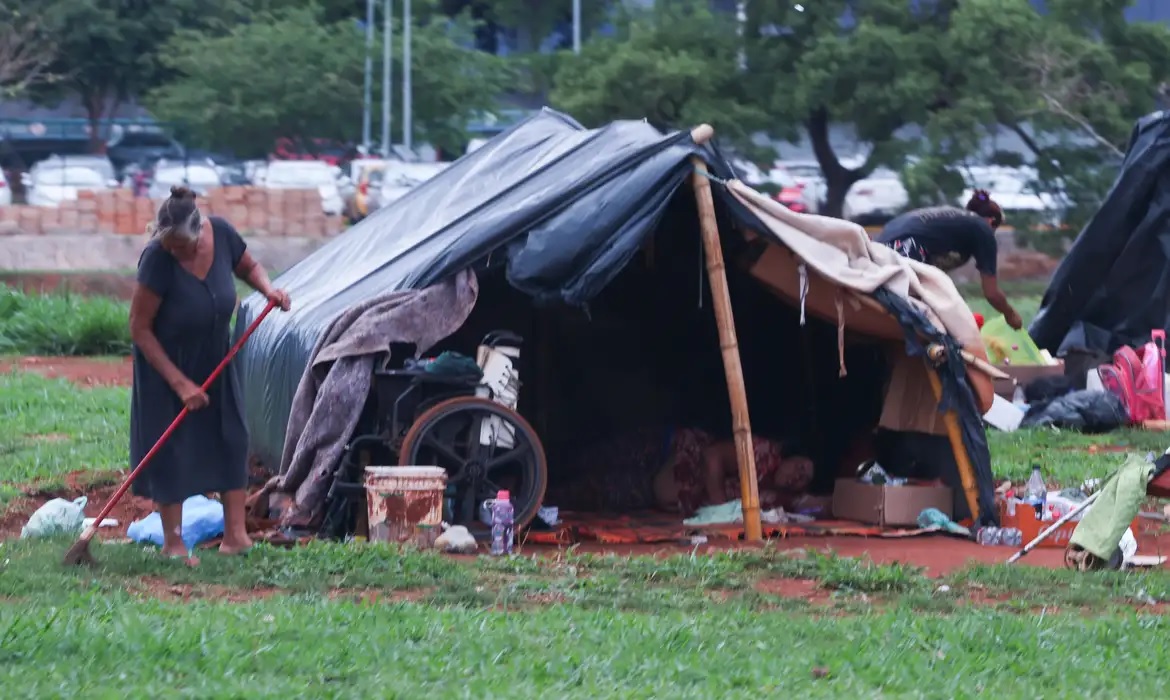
left=148, top=164, right=223, bottom=200
left=263, top=161, right=345, bottom=215
left=25, top=165, right=111, bottom=207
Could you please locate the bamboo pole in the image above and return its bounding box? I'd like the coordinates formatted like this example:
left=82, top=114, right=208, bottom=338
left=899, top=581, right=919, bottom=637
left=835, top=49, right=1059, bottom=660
left=689, top=124, right=763, bottom=542
left=923, top=351, right=983, bottom=522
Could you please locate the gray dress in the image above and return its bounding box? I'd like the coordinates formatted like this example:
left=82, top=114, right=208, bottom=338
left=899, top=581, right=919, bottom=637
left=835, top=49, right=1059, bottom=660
left=129, top=217, right=250, bottom=505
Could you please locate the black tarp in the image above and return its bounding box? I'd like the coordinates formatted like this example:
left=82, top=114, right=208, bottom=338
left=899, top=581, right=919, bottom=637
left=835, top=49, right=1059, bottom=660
left=1031, top=111, right=1170, bottom=355
left=235, top=108, right=998, bottom=524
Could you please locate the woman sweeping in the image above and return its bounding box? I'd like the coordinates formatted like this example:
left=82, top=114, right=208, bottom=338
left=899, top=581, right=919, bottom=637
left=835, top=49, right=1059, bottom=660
left=128, top=186, right=290, bottom=559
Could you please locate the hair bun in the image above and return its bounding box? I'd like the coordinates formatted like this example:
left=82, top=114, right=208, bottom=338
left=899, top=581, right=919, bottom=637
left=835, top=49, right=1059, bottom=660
left=169, top=185, right=196, bottom=200
left=974, top=188, right=990, bottom=201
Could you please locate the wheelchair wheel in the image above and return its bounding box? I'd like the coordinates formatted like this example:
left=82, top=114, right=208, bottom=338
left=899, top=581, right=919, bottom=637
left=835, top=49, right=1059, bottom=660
left=398, top=396, right=547, bottom=537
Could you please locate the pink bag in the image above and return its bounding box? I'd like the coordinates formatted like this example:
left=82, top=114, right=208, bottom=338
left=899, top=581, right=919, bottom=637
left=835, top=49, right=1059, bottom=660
left=1099, top=331, right=1166, bottom=423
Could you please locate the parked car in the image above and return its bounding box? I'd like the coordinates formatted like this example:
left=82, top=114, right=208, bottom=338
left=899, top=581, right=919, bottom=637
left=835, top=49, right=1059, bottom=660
left=24, top=165, right=111, bottom=207
left=33, top=154, right=119, bottom=188
left=768, top=167, right=816, bottom=214
left=148, top=163, right=223, bottom=200
left=106, top=129, right=185, bottom=175
left=0, top=170, right=11, bottom=207
left=368, top=162, right=450, bottom=213
left=771, top=160, right=826, bottom=212
left=263, top=161, right=345, bottom=215
left=843, top=169, right=909, bottom=221
left=959, top=166, right=1065, bottom=226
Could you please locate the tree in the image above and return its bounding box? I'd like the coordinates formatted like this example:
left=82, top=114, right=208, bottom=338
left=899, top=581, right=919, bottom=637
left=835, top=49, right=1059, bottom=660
left=30, top=0, right=249, bottom=152
left=743, top=0, right=990, bottom=217
left=0, top=4, right=57, bottom=96
left=550, top=1, right=769, bottom=146
left=744, top=0, right=1170, bottom=219
left=146, top=7, right=510, bottom=158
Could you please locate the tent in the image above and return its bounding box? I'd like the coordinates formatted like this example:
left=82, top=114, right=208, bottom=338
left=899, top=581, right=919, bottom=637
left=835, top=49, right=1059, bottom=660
left=1031, top=111, right=1170, bottom=355
left=235, top=109, right=1002, bottom=537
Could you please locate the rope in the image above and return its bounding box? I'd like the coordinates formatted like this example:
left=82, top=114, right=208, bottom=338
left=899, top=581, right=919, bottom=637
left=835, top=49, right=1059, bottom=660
left=692, top=168, right=730, bottom=186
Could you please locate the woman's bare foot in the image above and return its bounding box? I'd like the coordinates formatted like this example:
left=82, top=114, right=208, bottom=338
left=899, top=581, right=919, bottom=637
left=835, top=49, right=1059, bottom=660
left=161, top=544, right=188, bottom=558
left=219, top=534, right=254, bottom=555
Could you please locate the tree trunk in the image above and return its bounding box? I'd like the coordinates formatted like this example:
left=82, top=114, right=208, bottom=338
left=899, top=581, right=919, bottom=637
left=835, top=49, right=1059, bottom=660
left=83, top=91, right=107, bottom=154
left=806, top=106, right=866, bottom=219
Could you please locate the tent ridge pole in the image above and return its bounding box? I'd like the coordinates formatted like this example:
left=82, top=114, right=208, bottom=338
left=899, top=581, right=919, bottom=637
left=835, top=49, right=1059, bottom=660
left=688, top=123, right=763, bottom=542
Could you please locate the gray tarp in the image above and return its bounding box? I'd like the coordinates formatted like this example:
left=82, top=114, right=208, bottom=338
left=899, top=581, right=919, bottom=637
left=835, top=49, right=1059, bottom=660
left=236, top=109, right=702, bottom=467
left=235, top=108, right=1000, bottom=525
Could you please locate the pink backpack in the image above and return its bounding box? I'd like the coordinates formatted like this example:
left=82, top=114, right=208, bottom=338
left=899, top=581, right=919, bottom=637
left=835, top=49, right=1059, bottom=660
left=1099, top=330, right=1166, bottom=423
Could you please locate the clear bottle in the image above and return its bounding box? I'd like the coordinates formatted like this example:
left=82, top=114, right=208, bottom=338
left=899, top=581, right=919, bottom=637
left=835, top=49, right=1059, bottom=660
left=999, top=527, right=1023, bottom=547
left=976, top=527, right=1001, bottom=546
left=1025, top=465, right=1047, bottom=519
left=490, top=490, right=514, bottom=556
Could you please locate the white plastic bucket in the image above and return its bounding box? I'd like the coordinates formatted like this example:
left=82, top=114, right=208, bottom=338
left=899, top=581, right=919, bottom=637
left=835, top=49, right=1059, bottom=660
left=364, top=466, right=447, bottom=544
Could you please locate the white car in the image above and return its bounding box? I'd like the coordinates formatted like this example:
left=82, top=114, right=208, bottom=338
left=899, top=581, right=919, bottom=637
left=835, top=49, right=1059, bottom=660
left=959, top=166, right=1065, bottom=225
left=25, top=166, right=110, bottom=207
left=148, top=164, right=223, bottom=200
left=0, top=170, right=11, bottom=207
left=34, top=155, right=119, bottom=188
left=369, top=162, right=450, bottom=212
left=843, top=169, right=909, bottom=221
left=263, top=161, right=345, bottom=216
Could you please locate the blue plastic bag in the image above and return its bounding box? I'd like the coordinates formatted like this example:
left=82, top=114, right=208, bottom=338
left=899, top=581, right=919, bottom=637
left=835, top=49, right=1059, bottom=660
left=127, top=495, right=225, bottom=552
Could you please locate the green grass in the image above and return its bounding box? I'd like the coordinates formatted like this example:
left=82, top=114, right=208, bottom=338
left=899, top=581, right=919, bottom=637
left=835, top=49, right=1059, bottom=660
left=6, top=281, right=1170, bottom=696
left=0, top=288, right=131, bottom=356
left=0, top=372, right=129, bottom=505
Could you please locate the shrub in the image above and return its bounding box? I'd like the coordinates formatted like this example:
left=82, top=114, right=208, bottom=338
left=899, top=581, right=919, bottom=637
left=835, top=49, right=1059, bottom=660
left=0, top=288, right=131, bottom=356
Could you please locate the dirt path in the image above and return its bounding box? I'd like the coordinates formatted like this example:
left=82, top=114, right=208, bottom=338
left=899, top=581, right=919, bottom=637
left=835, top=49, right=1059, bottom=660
left=0, top=356, right=132, bottom=386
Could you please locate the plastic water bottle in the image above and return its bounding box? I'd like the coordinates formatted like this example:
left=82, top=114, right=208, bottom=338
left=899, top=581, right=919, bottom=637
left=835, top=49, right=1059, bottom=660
left=977, top=526, right=1023, bottom=547
left=1025, top=465, right=1047, bottom=519
left=490, top=490, right=514, bottom=556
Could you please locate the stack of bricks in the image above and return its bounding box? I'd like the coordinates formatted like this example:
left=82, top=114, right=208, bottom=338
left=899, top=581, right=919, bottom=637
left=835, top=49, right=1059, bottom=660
left=0, top=187, right=345, bottom=236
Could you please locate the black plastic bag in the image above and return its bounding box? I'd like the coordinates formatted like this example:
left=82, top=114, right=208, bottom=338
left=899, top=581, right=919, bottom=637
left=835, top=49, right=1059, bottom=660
left=1021, top=389, right=1127, bottom=433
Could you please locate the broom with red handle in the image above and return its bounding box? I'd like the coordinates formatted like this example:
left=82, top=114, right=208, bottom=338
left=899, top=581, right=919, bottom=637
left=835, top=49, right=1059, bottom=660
left=64, top=300, right=277, bottom=566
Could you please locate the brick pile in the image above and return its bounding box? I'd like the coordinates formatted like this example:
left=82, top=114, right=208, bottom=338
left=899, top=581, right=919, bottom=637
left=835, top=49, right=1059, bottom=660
left=0, top=187, right=345, bottom=236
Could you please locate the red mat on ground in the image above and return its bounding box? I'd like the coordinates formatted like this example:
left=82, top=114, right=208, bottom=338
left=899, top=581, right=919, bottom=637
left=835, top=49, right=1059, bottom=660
left=523, top=511, right=936, bottom=545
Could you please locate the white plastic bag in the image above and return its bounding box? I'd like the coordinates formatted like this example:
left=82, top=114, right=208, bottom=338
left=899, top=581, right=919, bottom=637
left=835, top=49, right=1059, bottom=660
left=21, top=496, right=87, bottom=538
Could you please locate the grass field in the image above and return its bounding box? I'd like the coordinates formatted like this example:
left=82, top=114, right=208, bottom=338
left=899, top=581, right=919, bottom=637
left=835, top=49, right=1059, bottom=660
left=3, top=282, right=1170, bottom=696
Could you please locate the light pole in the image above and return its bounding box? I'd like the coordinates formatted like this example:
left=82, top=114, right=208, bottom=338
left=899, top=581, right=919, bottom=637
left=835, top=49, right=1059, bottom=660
left=362, top=0, right=375, bottom=150
left=573, top=0, right=581, bottom=53
left=403, top=0, right=412, bottom=153
left=382, top=0, right=392, bottom=157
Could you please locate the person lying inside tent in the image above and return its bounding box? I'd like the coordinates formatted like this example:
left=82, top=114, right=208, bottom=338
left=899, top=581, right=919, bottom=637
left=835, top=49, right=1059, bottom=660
left=875, top=189, right=1023, bottom=330
left=546, top=427, right=814, bottom=516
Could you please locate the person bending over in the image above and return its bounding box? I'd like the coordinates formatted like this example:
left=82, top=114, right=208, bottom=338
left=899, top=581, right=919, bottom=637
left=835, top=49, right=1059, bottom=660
left=876, top=189, right=1022, bottom=329
left=128, top=186, right=291, bottom=561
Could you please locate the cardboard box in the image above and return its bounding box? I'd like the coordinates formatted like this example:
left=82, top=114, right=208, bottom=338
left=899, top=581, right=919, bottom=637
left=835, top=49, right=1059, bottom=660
left=993, top=360, right=1065, bottom=399
left=832, top=478, right=953, bottom=527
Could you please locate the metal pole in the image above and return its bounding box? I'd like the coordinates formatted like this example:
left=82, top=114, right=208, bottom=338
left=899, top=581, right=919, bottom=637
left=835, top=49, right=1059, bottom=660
left=403, top=0, right=412, bottom=152
left=381, top=0, right=392, bottom=157
left=362, top=0, right=374, bottom=150
left=573, top=0, right=581, bottom=53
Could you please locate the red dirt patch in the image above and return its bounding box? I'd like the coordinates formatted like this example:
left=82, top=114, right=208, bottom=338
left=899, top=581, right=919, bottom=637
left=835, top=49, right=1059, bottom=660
left=0, top=474, right=153, bottom=541
left=0, top=356, right=132, bottom=387
left=134, top=577, right=282, bottom=603
left=754, top=577, right=836, bottom=605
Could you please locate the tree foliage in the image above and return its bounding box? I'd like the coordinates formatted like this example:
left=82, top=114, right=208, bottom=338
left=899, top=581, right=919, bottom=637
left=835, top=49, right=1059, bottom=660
left=0, top=3, right=58, bottom=97
left=146, top=6, right=510, bottom=158
left=550, top=1, right=769, bottom=144
left=28, top=0, right=249, bottom=150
